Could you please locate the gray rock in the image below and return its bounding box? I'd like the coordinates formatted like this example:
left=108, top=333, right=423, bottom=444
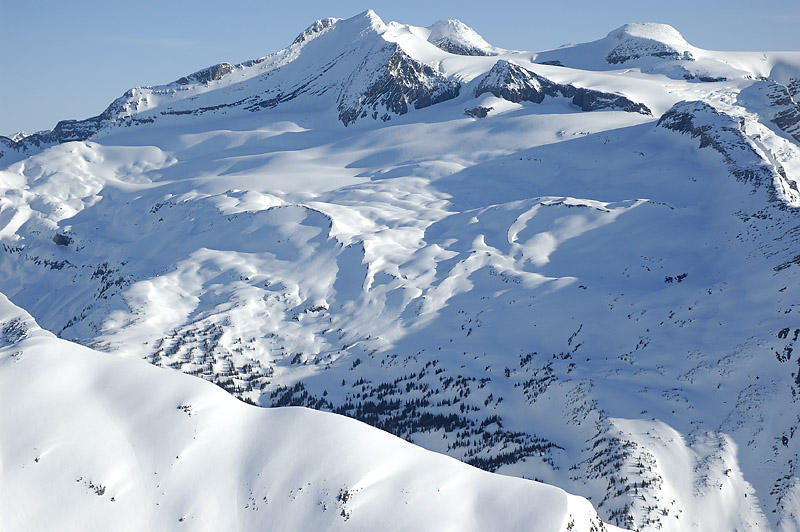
left=176, top=63, right=235, bottom=85
left=657, top=100, right=797, bottom=201
left=338, top=45, right=461, bottom=126
left=430, top=38, right=492, bottom=57
left=738, top=80, right=800, bottom=143
left=464, top=106, right=492, bottom=118
left=292, top=18, right=338, bottom=46
left=476, top=60, right=651, bottom=115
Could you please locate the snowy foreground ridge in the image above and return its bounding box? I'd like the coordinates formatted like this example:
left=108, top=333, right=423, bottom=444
left=0, top=295, right=616, bottom=531
left=2, top=9, right=800, bottom=531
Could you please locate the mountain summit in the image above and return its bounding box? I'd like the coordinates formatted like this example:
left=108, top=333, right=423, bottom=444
left=425, top=19, right=498, bottom=56
left=2, top=10, right=800, bottom=532
left=3, top=11, right=664, bottom=157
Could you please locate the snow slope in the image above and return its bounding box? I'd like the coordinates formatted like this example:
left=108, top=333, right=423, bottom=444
left=2, top=9, right=800, bottom=531
left=0, top=293, right=619, bottom=532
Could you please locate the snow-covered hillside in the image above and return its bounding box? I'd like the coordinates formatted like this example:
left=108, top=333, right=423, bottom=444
left=2, top=9, right=800, bottom=531
left=0, top=294, right=618, bottom=531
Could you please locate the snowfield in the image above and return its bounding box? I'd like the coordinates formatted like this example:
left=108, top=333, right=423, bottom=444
left=2, top=9, right=800, bottom=531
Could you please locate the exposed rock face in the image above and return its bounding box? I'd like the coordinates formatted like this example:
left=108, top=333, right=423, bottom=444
left=432, top=39, right=492, bottom=56
left=604, top=23, right=693, bottom=65
left=292, top=17, right=338, bottom=46
left=607, top=44, right=689, bottom=65
left=464, top=106, right=492, bottom=118
left=736, top=80, right=800, bottom=144
left=5, top=89, right=153, bottom=152
left=566, top=87, right=650, bottom=113
left=476, top=60, right=651, bottom=115
left=426, top=19, right=496, bottom=56
left=176, top=63, right=235, bottom=85
left=337, top=45, right=461, bottom=125
left=789, top=78, right=800, bottom=98
left=658, top=101, right=754, bottom=157
left=767, top=95, right=800, bottom=143
left=657, top=100, right=795, bottom=197
left=0, top=136, right=15, bottom=160
left=476, top=60, right=548, bottom=103
left=761, top=82, right=800, bottom=142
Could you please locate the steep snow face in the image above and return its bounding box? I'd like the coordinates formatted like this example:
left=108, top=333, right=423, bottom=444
left=2, top=11, right=800, bottom=532
left=0, top=294, right=620, bottom=532
left=425, top=19, right=498, bottom=56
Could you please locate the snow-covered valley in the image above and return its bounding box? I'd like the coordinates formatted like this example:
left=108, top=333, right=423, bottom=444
left=3, top=10, right=800, bottom=531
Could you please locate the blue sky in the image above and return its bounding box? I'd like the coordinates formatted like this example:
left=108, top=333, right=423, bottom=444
left=2, top=0, right=798, bottom=136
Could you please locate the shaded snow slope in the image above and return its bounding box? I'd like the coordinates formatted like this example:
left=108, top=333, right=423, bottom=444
left=0, top=294, right=620, bottom=532
left=2, top=10, right=800, bottom=532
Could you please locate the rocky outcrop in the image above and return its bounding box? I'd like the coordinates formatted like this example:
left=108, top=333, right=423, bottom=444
left=0, top=136, right=16, bottom=160
left=604, top=23, right=694, bottom=65
left=476, top=60, right=651, bottom=115
left=607, top=44, right=689, bottom=65
left=658, top=101, right=758, bottom=162
left=431, top=38, right=492, bottom=56
left=292, top=18, right=338, bottom=46
left=338, top=45, right=461, bottom=125
left=426, top=20, right=496, bottom=57
left=768, top=91, right=800, bottom=143
left=4, top=88, right=155, bottom=153
left=176, top=62, right=235, bottom=85
left=789, top=78, right=800, bottom=98
left=464, top=106, right=492, bottom=118
left=657, top=100, right=797, bottom=199
left=736, top=80, right=800, bottom=144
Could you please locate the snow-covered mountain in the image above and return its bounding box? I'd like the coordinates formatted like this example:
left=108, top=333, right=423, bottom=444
left=2, top=9, right=800, bottom=531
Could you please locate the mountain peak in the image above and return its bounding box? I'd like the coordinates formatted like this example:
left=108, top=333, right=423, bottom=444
left=426, top=19, right=496, bottom=56
left=351, top=9, right=387, bottom=32
left=604, top=22, right=693, bottom=65
left=607, top=23, right=689, bottom=47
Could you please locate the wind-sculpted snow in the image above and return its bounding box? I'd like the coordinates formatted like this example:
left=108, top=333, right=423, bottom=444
left=3, top=10, right=800, bottom=532
left=0, top=294, right=620, bottom=532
